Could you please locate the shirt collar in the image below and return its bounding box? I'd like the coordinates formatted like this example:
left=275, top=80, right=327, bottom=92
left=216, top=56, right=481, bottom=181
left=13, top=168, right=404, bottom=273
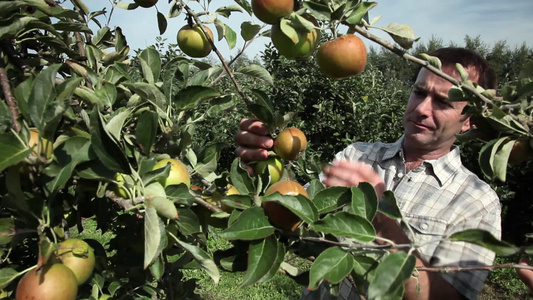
left=424, top=146, right=462, bottom=186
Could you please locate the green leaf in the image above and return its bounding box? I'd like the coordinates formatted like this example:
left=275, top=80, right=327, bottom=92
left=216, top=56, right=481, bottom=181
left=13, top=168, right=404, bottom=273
left=175, top=239, right=220, bottom=284
left=455, top=63, right=470, bottom=82
left=378, top=191, right=403, bottom=219
left=308, top=247, right=354, bottom=290
left=139, top=47, right=162, bottom=84
left=0, top=133, right=32, bottom=172
left=303, top=1, right=332, bottom=20
left=239, top=235, right=286, bottom=288
left=0, top=218, right=15, bottom=245
left=378, top=23, right=419, bottom=49
left=44, top=162, right=77, bottom=196
left=14, top=77, right=33, bottom=120
left=195, top=142, right=226, bottom=177
left=55, top=136, right=92, bottom=166
left=230, top=158, right=255, bottom=195
left=305, top=179, right=325, bottom=200
left=176, top=208, right=201, bottom=235
left=157, top=11, right=167, bottom=35
left=166, top=185, right=195, bottom=206
left=419, top=53, right=442, bottom=70
left=92, top=26, right=111, bottom=47
left=145, top=182, right=179, bottom=220
left=235, top=64, right=274, bottom=86
left=136, top=111, right=158, bottom=155
left=449, top=229, right=518, bottom=256
left=345, top=2, right=377, bottom=25
left=233, top=0, right=252, bottom=15
left=479, top=138, right=497, bottom=179
left=313, top=186, right=351, bottom=213
left=224, top=24, right=237, bottom=50
left=215, top=5, right=244, bottom=17
left=52, top=21, right=91, bottom=33
left=149, top=256, right=165, bottom=281
left=261, top=193, right=318, bottom=225
left=219, top=207, right=275, bottom=240
left=351, top=183, right=378, bottom=221
left=173, top=85, right=220, bottom=110
left=122, top=82, right=167, bottom=113
left=144, top=205, right=166, bottom=269
left=241, top=22, right=261, bottom=41
left=279, top=19, right=299, bottom=44
left=28, top=64, right=61, bottom=130
left=66, top=60, right=98, bottom=86
left=89, top=108, right=130, bottom=174
left=0, top=268, right=21, bottom=290
left=312, top=212, right=375, bottom=242
left=492, top=138, right=514, bottom=181
left=368, top=251, right=416, bottom=300
left=105, top=109, right=130, bottom=141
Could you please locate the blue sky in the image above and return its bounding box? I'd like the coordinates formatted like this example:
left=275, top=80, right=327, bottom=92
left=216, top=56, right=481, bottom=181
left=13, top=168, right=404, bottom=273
left=76, top=0, right=533, bottom=60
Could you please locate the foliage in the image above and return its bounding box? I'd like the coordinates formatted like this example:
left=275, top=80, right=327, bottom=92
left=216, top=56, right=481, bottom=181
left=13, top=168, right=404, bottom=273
left=0, top=0, right=532, bottom=299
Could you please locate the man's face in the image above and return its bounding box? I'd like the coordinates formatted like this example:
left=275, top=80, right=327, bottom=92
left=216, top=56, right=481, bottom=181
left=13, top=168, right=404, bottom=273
left=403, top=67, right=473, bottom=152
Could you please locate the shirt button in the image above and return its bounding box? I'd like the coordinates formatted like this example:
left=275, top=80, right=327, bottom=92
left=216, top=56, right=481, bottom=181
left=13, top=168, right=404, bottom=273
left=397, top=172, right=404, bottom=178
left=421, top=223, right=429, bottom=230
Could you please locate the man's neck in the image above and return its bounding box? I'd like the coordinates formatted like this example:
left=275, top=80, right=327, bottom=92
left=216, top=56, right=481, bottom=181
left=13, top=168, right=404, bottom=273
left=402, top=144, right=453, bottom=172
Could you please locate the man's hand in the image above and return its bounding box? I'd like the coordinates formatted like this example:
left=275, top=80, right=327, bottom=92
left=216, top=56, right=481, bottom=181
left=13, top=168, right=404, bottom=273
left=322, top=160, right=385, bottom=198
left=235, top=118, right=274, bottom=175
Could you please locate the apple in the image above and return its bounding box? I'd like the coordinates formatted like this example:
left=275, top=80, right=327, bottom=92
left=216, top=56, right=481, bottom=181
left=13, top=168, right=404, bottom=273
left=134, top=0, right=158, bottom=8
left=153, top=158, right=191, bottom=188
left=263, top=180, right=309, bottom=231
left=53, top=238, right=96, bottom=285
left=274, top=127, right=307, bottom=161
left=251, top=0, right=293, bottom=25
left=177, top=25, right=213, bottom=58
left=28, top=128, right=53, bottom=159
left=16, top=263, right=78, bottom=300
left=254, top=156, right=284, bottom=184
left=270, top=14, right=320, bottom=59
left=113, top=173, right=130, bottom=198
left=316, top=34, right=367, bottom=79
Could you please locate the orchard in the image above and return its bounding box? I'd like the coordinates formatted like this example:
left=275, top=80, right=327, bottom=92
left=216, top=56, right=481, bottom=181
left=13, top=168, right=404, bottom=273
left=0, top=0, right=532, bottom=299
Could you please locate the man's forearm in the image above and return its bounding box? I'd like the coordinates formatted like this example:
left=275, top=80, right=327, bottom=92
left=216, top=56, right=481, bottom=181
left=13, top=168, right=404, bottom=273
left=373, top=213, right=462, bottom=300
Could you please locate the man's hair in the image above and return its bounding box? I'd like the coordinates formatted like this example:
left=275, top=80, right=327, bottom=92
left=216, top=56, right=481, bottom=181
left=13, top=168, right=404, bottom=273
left=424, top=47, right=497, bottom=89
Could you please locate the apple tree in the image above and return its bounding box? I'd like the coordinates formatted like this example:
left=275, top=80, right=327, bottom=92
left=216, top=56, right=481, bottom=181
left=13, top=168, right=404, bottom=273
left=0, top=0, right=531, bottom=299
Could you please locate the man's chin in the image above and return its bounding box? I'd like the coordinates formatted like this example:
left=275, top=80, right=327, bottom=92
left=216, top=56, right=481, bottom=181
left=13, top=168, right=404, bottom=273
left=403, top=133, right=433, bottom=148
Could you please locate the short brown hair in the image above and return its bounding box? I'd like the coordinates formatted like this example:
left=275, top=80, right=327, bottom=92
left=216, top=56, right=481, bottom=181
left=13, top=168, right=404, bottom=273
left=424, top=47, right=497, bottom=89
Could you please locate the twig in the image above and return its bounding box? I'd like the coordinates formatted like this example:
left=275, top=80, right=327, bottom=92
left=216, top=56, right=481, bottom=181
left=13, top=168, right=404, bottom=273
left=209, top=28, right=267, bottom=87
left=417, top=263, right=533, bottom=273
left=0, top=62, right=20, bottom=132
left=301, top=236, right=411, bottom=251
left=194, top=196, right=222, bottom=213
left=179, top=2, right=254, bottom=106
left=352, top=25, right=495, bottom=107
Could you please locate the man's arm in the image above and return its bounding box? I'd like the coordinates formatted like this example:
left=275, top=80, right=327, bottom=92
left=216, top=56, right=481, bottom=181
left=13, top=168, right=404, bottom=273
left=373, top=213, right=462, bottom=300
left=323, top=161, right=463, bottom=300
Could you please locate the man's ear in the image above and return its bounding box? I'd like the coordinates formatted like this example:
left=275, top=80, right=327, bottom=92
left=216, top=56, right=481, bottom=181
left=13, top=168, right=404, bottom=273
left=460, top=117, right=471, bottom=133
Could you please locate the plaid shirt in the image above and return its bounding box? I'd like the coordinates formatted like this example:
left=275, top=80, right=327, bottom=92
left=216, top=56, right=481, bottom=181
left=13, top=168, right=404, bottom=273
left=303, top=136, right=501, bottom=300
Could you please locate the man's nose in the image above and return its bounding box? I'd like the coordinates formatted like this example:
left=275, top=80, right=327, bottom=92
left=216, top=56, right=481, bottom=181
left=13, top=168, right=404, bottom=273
left=414, top=96, right=433, bottom=116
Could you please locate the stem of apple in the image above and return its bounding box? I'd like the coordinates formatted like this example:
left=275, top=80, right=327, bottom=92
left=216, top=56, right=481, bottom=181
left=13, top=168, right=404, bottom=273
left=180, top=1, right=255, bottom=107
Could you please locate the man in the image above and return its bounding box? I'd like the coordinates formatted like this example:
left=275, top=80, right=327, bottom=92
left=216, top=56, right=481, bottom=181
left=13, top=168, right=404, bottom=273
left=235, top=47, right=501, bottom=300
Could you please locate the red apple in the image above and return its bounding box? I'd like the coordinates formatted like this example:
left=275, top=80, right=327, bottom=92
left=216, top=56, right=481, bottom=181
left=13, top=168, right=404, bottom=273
left=251, top=0, right=293, bottom=25
left=316, top=34, right=367, bottom=79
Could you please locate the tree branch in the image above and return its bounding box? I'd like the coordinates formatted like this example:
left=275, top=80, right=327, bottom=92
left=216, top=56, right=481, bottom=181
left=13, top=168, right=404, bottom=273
left=180, top=1, right=254, bottom=106
left=352, top=25, right=495, bottom=107
left=0, top=61, right=20, bottom=132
